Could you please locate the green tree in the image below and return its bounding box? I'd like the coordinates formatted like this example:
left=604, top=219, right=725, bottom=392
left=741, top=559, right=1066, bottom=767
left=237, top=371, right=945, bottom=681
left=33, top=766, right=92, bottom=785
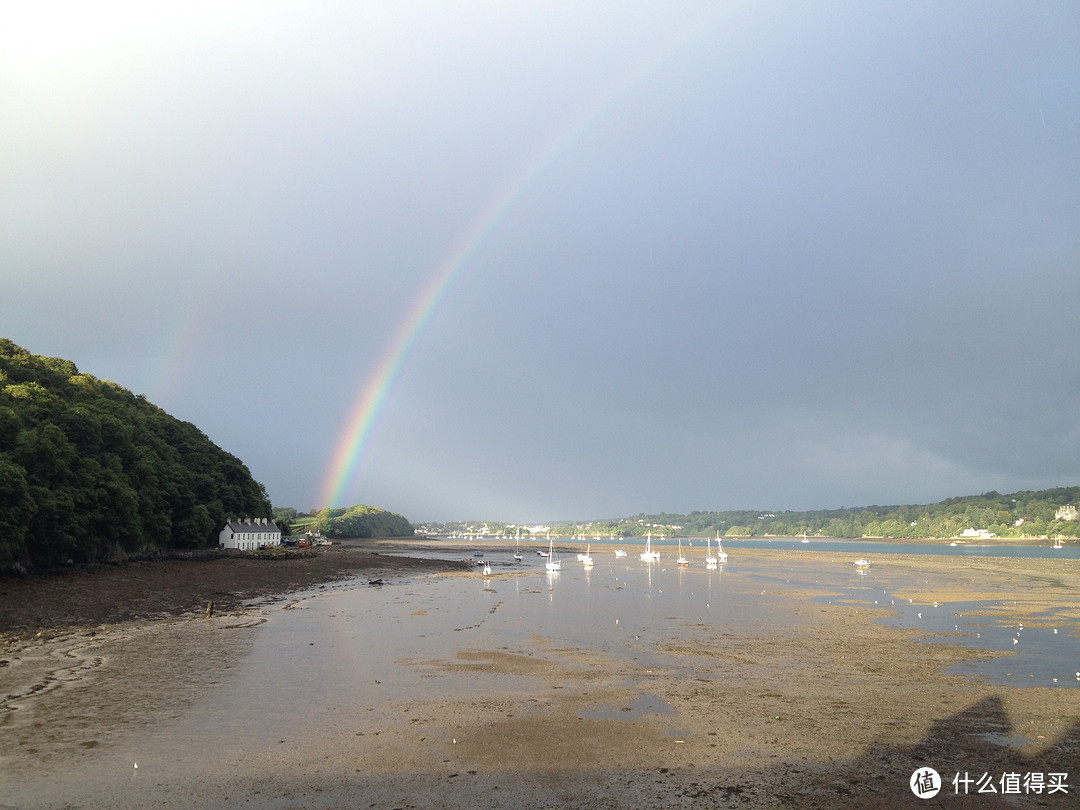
left=0, top=456, right=32, bottom=567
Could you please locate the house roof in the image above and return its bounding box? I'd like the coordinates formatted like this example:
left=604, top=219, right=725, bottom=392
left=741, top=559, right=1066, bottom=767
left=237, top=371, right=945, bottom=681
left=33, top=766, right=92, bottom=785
left=224, top=520, right=281, bottom=533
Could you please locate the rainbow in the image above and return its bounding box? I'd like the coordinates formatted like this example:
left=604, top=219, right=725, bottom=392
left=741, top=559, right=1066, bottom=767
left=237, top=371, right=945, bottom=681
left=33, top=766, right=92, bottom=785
left=318, top=5, right=747, bottom=509
left=141, top=277, right=217, bottom=407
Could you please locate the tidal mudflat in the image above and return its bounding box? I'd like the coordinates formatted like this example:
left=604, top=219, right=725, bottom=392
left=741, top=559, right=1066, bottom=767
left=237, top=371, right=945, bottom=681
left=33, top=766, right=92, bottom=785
left=2, top=544, right=1079, bottom=808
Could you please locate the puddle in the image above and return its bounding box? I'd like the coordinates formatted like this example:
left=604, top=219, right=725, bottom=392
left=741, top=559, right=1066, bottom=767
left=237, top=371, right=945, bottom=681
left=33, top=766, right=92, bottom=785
left=819, top=582, right=1080, bottom=689
left=579, top=691, right=676, bottom=720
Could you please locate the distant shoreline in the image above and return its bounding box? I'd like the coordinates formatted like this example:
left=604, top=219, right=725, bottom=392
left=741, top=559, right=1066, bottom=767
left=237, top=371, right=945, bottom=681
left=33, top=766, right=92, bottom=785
left=399, top=533, right=1067, bottom=547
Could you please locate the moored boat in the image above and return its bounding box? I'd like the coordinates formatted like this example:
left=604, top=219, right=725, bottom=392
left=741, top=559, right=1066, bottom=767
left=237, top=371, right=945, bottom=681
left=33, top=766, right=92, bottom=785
left=640, top=531, right=661, bottom=562
left=705, top=536, right=718, bottom=567
left=545, top=538, right=561, bottom=572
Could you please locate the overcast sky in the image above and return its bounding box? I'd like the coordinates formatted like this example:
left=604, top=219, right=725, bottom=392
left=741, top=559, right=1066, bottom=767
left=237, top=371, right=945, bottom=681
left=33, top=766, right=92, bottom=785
left=3, top=1, right=1078, bottom=523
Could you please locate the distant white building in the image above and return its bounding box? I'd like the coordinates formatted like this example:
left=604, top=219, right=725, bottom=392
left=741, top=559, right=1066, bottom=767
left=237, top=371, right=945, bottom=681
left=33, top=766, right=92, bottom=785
left=219, top=517, right=281, bottom=550
left=960, top=528, right=996, bottom=539
left=1055, top=505, right=1079, bottom=522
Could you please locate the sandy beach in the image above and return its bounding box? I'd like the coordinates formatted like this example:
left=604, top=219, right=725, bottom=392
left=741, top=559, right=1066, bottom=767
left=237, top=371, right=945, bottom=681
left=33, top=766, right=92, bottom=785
left=2, top=543, right=1078, bottom=808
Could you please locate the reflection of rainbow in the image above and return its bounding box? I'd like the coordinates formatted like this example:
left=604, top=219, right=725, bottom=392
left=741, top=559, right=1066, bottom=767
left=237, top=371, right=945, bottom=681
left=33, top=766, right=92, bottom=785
left=318, top=5, right=745, bottom=510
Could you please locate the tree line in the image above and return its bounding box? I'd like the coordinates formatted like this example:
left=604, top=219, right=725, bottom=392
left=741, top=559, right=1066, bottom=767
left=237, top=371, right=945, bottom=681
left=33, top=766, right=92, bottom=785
left=657, top=487, right=1080, bottom=539
left=285, top=504, right=414, bottom=539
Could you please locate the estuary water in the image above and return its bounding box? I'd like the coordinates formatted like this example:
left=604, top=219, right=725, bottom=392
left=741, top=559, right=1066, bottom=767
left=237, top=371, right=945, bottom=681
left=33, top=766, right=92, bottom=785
left=6, top=542, right=1078, bottom=809
left=402, top=534, right=1080, bottom=560
left=378, top=538, right=1080, bottom=690
left=715, top=536, right=1080, bottom=560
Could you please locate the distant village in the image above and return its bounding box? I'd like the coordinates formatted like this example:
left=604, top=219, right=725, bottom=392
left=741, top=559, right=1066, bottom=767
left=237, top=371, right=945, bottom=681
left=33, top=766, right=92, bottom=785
left=417, top=501, right=1080, bottom=542
left=960, top=505, right=1079, bottom=540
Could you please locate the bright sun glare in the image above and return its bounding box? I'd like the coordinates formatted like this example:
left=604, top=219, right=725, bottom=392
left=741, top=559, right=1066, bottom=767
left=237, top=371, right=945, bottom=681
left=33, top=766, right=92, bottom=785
left=1, top=4, right=141, bottom=66
left=0, top=2, right=256, bottom=72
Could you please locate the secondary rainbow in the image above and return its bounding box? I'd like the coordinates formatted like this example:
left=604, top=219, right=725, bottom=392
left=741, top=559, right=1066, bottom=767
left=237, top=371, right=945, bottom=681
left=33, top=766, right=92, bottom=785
left=318, top=5, right=746, bottom=509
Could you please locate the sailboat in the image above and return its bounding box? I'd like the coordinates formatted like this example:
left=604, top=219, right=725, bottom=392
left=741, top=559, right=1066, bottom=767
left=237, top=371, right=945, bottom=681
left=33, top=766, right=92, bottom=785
left=677, top=538, right=688, bottom=566
left=705, top=536, right=718, bottom=567
left=715, top=538, right=728, bottom=563
left=545, top=537, right=561, bottom=572
left=581, top=544, right=594, bottom=568
left=640, top=531, right=661, bottom=562
left=513, top=528, right=523, bottom=561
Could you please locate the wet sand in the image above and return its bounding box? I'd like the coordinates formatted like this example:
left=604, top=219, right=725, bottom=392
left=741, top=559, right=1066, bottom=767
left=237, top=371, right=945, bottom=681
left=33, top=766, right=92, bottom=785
left=2, top=545, right=1079, bottom=808
left=0, top=542, right=467, bottom=637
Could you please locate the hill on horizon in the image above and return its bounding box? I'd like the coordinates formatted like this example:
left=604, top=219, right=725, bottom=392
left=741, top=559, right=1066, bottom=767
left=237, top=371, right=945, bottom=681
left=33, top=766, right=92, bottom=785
left=420, top=485, right=1080, bottom=540
left=287, top=504, right=414, bottom=538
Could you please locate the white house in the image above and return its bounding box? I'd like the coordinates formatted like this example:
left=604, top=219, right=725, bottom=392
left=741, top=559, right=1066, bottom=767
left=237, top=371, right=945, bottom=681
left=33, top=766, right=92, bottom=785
left=219, top=517, right=281, bottom=550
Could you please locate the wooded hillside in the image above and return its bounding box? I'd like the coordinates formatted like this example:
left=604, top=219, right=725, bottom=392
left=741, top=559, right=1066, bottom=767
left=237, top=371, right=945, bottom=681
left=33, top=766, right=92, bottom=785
left=633, top=487, right=1080, bottom=540
left=313, top=504, right=414, bottom=538
left=0, top=339, right=272, bottom=571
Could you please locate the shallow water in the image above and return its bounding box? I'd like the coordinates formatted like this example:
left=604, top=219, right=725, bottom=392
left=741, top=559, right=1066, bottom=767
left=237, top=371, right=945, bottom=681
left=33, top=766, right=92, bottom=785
left=6, top=547, right=1079, bottom=808
left=88, top=557, right=790, bottom=789
left=721, top=536, right=1080, bottom=560
left=423, top=535, right=1080, bottom=560
left=382, top=544, right=1080, bottom=689
left=824, top=581, right=1080, bottom=689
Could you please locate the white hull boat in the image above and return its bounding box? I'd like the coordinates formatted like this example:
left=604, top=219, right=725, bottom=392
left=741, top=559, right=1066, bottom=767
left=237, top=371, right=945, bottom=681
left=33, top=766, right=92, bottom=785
left=545, top=538, right=561, bottom=572
left=640, top=531, right=661, bottom=562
